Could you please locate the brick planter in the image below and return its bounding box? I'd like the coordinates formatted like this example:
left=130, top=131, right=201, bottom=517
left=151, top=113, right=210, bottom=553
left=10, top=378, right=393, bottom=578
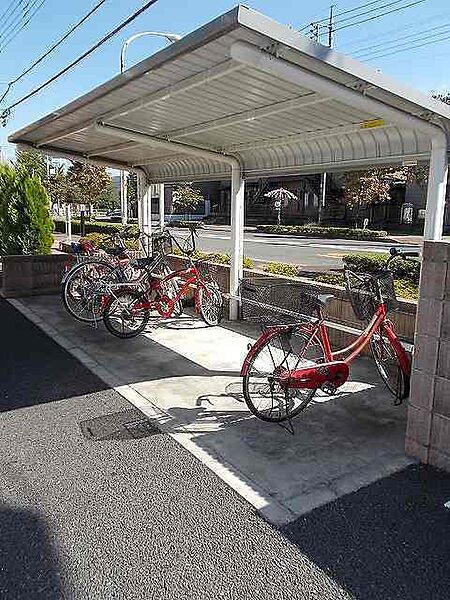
left=1, top=254, right=70, bottom=298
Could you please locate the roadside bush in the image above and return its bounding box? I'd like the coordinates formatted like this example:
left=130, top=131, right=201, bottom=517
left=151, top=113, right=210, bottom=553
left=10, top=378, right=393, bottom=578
left=262, top=262, right=299, bottom=278
left=394, top=279, right=419, bottom=301
left=0, top=164, right=54, bottom=255
left=256, top=224, right=388, bottom=240
left=171, top=246, right=253, bottom=268
left=169, top=220, right=204, bottom=229
left=54, top=219, right=138, bottom=236
left=313, top=273, right=344, bottom=286
left=80, top=232, right=140, bottom=251
left=342, top=252, right=421, bottom=284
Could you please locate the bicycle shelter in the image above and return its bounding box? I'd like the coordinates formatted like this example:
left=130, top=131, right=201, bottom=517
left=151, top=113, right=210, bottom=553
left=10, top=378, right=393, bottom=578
left=9, top=5, right=450, bottom=471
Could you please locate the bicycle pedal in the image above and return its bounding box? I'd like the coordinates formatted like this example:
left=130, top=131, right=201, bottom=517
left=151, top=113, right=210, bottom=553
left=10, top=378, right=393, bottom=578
left=321, top=382, right=336, bottom=396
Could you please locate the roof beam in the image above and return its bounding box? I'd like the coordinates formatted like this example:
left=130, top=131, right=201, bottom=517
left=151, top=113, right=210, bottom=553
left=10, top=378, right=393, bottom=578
left=230, top=41, right=444, bottom=140
left=94, top=122, right=240, bottom=169
left=35, top=60, right=245, bottom=148
left=224, top=121, right=394, bottom=152
left=86, top=141, right=141, bottom=157
left=162, top=93, right=331, bottom=140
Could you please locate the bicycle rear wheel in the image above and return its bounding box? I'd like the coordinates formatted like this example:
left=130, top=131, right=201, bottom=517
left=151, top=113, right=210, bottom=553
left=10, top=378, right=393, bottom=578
left=103, top=291, right=150, bottom=339
left=243, top=327, right=325, bottom=422
left=62, top=259, right=122, bottom=323
left=371, top=325, right=410, bottom=401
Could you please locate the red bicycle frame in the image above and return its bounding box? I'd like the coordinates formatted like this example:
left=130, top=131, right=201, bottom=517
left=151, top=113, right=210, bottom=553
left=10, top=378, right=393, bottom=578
left=131, top=264, right=212, bottom=316
left=241, top=301, right=410, bottom=378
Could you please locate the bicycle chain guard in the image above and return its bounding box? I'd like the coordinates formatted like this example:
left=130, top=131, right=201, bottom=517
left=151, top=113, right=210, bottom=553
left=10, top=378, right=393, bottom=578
left=279, top=361, right=349, bottom=391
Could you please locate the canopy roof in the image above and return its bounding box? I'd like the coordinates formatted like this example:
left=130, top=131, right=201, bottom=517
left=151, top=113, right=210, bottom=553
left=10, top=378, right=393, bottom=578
left=10, top=4, right=450, bottom=182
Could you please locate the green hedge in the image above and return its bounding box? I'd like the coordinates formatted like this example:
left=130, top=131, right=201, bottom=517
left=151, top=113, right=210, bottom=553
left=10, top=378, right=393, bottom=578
left=262, top=262, right=299, bottom=278
left=54, top=219, right=138, bottom=236
left=256, top=224, right=388, bottom=240
left=342, top=252, right=421, bottom=284
left=172, top=247, right=253, bottom=268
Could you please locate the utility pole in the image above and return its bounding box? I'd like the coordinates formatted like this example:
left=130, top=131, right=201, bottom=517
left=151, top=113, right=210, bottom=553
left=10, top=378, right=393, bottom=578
left=328, top=4, right=334, bottom=48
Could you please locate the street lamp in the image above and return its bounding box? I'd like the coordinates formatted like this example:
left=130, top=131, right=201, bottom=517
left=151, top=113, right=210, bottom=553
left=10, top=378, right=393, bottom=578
left=120, top=31, right=182, bottom=73
left=119, top=31, right=181, bottom=226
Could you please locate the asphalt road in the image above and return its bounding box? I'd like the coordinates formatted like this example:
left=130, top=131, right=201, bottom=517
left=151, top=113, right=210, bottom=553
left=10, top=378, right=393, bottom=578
left=1, top=298, right=449, bottom=600
left=172, top=228, right=420, bottom=269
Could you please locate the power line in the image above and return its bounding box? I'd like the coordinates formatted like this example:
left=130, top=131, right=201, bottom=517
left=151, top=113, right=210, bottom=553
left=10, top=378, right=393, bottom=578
left=0, top=0, right=28, bottom=43
left=0, top=0, right=46, bottom=54
left=1, top=0, right=160, bottom=124
left=352, top=21, right=450, bottom=56
left=339, top=8, right=450, bottom=49
left=332, top=0, right=426, bottom=32
left=333, top=0, right=411, bottom=26
left=362, top=31, right=450, bottom=60
left=0, top=0, right=108, bottom=105
left=300, top=0, right=390, bottom=29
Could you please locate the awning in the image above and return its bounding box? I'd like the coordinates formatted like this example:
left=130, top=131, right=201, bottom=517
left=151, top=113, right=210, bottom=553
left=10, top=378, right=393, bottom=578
left=9, top=5, right=450, bottom=184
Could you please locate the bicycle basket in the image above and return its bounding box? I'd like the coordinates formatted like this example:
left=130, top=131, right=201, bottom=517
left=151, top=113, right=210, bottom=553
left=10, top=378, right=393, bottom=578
left=344, top=269, right=397, bottom=321
left=152, top=232, right=172, bottom=255
left=239, top=278, right=321, bottom=325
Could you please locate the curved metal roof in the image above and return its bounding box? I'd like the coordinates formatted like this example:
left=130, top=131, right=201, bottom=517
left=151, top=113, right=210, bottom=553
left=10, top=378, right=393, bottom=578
left=9, top=4, right=450, bottom=182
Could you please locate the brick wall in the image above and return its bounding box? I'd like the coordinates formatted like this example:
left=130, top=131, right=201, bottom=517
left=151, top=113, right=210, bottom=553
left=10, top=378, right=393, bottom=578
left=406, top=241, right=450, bottom=469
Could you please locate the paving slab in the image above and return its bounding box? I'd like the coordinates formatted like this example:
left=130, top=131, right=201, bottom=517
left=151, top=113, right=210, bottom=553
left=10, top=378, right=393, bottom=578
left=11, top=294, right=413, bottom=524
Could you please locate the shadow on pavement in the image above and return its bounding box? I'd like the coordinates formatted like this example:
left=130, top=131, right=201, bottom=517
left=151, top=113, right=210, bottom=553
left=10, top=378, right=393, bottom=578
left=281, top=464, right=450, bottom=600
left=0, top=506, right=67, bottom=599
left=0, top=299, right=108, bottom=412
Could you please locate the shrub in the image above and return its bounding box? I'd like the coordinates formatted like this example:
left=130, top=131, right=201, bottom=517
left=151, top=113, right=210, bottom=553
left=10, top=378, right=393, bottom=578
left=313, top=273, right=344, bottom=285
left=54, top=219, right=138, bottom=236
left=256, top=224, right=387, bottom=240
left=342, top=252, right=421, bottom=284
left=394, top=279, right=419, bottom=301
left=81, top=232, right=141, bottom=252
left=171, top=246, right=253, bottom=268
left=262, top=262, right=299, bottom=278
left=168, top=220, right=204, bottom=229
left=0, top=164, right=54, bottom=255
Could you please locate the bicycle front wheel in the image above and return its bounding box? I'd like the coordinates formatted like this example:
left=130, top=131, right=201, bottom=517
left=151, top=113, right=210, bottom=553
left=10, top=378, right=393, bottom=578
left=371, top=325, right=410, bottom=401
left=198, top=284, right=223, bottom=326
left=243, top=327, right=325, bottom=422
left=103, top=291, right=150, bottom=339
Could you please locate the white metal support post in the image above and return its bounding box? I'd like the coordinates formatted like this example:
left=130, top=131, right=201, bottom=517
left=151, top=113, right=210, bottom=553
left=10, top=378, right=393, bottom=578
left=159, top=183, right=165, bottom=230
left=230, top=165, right=245, bottom=320
left=424, top=137, right=448, bottom=241
left=66, top=203, right=72, bottom=242
left=120, top=171, right=128, bottom=225
left=143, top=183, right=152, bottom=256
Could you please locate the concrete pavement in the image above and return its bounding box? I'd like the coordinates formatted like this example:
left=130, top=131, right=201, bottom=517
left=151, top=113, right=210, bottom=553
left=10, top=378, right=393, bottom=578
left=10, top=294, right=412, bottom=526
left=0, top=299, right=350, bottom=600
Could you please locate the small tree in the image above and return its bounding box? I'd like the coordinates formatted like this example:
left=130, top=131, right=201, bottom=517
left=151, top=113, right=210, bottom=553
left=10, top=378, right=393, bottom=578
left=172, top=184, right=204, bottom=219
left=15, top=149, right=47, bottom=180
left=67, top=161, right=112, bottom=215
left=94, top=180, right=120, bottom=210
left=0, top=163, right=54, bottom=255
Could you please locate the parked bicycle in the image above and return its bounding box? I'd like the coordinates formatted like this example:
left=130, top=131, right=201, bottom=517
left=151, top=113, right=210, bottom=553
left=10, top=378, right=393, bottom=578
left=102, top=226, right=223, bottom=338
left=239, top=247, right=418, bottom=425
left=61, top=228, right=170, bottom=323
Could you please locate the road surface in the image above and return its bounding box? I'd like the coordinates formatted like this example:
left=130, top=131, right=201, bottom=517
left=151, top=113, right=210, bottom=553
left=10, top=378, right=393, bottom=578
left=171, top=227, right=420, bottom=269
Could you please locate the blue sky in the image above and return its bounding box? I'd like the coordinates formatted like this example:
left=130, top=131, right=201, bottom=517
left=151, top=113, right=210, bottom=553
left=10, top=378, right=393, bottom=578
left=0, top=0, right=449, bottom=158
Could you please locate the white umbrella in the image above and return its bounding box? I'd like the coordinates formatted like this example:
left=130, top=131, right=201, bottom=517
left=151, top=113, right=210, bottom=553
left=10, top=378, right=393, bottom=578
left=264, top=188, right=298, bottom=225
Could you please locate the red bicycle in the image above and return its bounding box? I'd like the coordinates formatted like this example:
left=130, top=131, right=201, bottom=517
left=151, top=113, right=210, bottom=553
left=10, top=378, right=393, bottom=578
left=240, top=248, right=418, bottom=424
left=102, top=228, right=223, bottom=338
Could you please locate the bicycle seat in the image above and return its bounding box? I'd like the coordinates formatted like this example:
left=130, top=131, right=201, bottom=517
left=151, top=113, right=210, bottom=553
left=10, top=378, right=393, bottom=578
left=318, top=294, right=335, bottom=307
